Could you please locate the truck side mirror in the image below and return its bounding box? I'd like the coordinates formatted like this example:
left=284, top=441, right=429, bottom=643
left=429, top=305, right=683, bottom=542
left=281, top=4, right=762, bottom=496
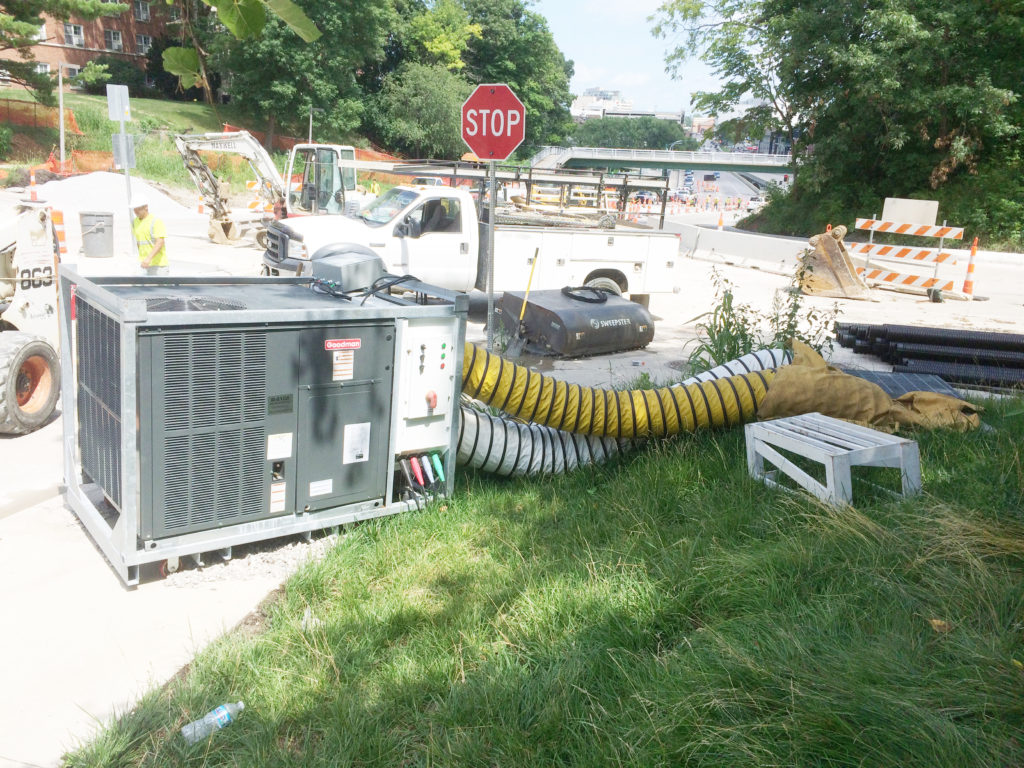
left=399, top=217, right=422, bottom=239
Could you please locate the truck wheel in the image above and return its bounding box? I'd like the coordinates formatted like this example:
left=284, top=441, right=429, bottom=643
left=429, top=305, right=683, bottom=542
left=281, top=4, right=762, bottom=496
left=0, top=332, right=60, bottom=435
left=585, top=276, right=622, bottom=296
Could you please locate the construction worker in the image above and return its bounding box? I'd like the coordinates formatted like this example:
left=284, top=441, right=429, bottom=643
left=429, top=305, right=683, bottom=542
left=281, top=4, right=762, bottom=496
left=132, top=195, right=168, bottom=276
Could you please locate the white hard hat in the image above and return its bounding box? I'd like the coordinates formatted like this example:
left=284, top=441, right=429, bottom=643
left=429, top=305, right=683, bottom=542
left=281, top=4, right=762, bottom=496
left=132, top=194, right=150, bottom=209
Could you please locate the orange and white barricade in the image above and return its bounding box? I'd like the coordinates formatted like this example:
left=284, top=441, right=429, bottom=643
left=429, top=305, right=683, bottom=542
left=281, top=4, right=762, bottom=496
left=50, top=209, right=68, bottom=256
left=246, top=179, right=274, bottom=214
left=848, top=217, right=965, bottom=296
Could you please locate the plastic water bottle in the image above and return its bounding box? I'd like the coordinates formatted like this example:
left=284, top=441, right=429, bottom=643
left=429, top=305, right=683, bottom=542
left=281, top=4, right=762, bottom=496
left=180, top=701, right=244, bottom=745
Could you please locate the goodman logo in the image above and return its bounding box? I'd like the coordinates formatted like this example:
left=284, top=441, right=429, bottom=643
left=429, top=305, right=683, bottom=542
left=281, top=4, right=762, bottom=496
left=325, top=338, right=361, bottom=351
left=589, top=318, right=631, bottom=329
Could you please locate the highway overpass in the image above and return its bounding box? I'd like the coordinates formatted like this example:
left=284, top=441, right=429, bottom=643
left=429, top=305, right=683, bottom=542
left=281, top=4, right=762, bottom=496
left=532, top=146, right=793, bottom=174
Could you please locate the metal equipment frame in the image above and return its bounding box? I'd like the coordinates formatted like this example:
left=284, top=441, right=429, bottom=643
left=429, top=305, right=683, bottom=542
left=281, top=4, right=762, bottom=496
left=59, top=268, right=467, bottom=586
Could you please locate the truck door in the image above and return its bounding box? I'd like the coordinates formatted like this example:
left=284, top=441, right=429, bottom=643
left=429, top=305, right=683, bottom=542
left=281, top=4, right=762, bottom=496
left=400, top=196, right=475, bottom=291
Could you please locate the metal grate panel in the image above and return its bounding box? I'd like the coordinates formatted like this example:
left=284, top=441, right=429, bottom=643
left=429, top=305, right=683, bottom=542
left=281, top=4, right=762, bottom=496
left=76, top=299, right=122, bottom=509
left=154, top=330, right=268, bottom=536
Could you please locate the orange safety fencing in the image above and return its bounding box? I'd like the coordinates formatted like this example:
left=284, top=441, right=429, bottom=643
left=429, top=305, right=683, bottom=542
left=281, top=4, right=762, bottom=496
left=42, top=149, right=114, bottom=176
left=1, top=99, right=81, bottom=134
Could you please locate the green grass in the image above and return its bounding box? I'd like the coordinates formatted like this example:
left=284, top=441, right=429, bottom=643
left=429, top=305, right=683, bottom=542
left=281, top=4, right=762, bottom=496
left=66, top=396, right=1024, bottom=767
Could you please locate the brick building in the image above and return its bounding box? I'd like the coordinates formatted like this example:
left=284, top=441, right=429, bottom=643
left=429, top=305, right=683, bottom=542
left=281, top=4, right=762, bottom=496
left=9, top=2, right=181, bottom=80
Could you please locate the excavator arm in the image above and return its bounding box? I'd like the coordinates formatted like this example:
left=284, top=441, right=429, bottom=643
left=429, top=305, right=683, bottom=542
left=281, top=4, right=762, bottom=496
left=174, top=131, right=287, bottom=243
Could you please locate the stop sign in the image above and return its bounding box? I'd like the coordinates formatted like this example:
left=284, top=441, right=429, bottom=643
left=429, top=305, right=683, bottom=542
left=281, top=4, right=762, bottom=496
left=461, top=84, right=526, bottom=161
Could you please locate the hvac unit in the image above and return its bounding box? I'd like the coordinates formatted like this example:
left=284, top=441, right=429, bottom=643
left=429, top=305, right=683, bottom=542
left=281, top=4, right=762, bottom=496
left=60, top=270, right=466, bottom=586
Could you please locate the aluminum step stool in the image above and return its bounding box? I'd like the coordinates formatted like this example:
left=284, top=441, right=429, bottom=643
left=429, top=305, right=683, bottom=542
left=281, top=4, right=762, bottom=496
left=745, top=413, right=921, bottom=506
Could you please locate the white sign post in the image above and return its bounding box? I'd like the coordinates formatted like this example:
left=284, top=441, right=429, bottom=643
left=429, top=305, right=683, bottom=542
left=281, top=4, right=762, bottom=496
left=106, top=84, right=136, bottom=259
left=461, top=84, right=526, bottom=351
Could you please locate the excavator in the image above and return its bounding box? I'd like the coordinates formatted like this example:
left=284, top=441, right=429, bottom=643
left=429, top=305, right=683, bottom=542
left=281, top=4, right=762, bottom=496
left=174, top=131, right=374, bottom=246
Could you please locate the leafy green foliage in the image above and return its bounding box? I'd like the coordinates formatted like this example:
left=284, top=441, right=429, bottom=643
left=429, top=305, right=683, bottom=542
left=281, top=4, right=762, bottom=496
left=373, top=62, right=473, bottom=159
left=0, top=124, right=12, bottom=159
left=407, top=0, right=482, bottom=72
left=161, top=46, right=201, bottom=90
left=213, top=0, right=397, bottom=141
left=214, top=0, right=267, bottom=40
left=463, top=0, right=574, bottom=150
left=574, top=116, right=696, bottom=150
left=653, top=0, right=1024, bottom=244
left=69, top=60, right=110, bottom=89
left=686, top=269, right=837, bottom=371
left=81, top=55, right=148, bottom=97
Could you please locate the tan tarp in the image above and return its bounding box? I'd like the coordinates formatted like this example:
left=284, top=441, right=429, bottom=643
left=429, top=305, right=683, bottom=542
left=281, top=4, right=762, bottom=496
left=758, top=340, right=981, bottom=432
left=800, top=225, right=872, bottom=299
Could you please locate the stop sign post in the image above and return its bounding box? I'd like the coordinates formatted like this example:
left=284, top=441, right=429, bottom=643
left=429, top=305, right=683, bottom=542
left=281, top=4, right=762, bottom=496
left=462, top=84, right=526, bottom=350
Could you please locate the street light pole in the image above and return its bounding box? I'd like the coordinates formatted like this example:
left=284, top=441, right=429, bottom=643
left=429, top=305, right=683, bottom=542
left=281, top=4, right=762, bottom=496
left=307, top=106, right=324, bottom=143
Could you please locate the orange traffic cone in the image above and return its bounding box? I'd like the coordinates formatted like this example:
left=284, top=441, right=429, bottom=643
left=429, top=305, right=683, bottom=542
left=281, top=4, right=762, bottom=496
left=197, top=195, right=205, bottom=214
left=29, top=169, right=37, bottom=201
left=963, top=236, right=978, bottom=299
left=717, top=211, right=724, bottom=230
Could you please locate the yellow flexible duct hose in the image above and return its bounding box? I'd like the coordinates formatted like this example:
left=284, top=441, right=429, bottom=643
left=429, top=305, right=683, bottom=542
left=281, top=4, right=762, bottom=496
left=461, top=342, right=777, bottom=439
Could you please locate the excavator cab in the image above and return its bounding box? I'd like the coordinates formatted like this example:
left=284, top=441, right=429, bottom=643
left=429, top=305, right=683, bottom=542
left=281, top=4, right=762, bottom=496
left=288, top=145, right=357, bottom=216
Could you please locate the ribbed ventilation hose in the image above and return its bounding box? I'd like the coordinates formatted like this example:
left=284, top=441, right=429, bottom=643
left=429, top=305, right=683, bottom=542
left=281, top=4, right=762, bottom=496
left=461, top=342, right=785, bottom=440
left=457, top=349, right=791, bottom=476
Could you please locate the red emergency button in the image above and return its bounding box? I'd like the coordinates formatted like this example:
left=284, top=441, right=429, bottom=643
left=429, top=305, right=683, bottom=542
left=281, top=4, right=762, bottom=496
left=425, top=390, right=438, bottom=409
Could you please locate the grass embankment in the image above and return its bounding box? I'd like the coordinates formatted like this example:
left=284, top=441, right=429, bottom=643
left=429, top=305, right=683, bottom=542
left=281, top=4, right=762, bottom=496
left=67, top=396, right=1024, bottom=767
left=2, top=91, right=286, bottom=193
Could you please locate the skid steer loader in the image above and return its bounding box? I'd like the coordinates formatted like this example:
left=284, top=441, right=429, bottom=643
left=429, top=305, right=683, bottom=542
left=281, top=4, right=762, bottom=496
left=0, top=201, right=60, bottom=434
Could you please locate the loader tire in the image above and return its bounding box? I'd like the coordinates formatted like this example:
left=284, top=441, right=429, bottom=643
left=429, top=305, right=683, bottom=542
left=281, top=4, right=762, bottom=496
left=0, top=332, right=60, bottom=435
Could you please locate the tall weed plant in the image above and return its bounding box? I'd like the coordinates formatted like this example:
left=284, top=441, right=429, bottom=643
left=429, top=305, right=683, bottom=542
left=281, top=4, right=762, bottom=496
left=686, top=269, right=837, bottom=372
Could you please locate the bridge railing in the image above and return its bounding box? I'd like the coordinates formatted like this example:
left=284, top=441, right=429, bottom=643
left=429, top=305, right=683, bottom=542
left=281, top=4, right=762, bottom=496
left=563, top=147, right=792, bottom=166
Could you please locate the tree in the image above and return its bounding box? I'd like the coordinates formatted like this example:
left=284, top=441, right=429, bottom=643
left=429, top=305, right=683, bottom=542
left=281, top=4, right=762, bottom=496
left=81, top=54, right=146, bottom=96
left=0, top=0, right=125, bottom=103
left=463, top=0, right=574, bottom=150
left=374, top=62, right=472, bottom=158
left=159, top=0, right=322, bottom=104
left=406, top=0, right=481, bottom=72
left=651, top=0, right=1024, bottom=241
left=574, top=116, right=696, bottom=151
left=651, top=0, right=801, bottom=171
left=213, top=0, right=397, bottom=145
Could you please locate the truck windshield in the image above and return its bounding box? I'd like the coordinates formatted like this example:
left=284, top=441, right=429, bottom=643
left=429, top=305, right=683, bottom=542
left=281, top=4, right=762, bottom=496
left=359, top=187, right=419, bottom=225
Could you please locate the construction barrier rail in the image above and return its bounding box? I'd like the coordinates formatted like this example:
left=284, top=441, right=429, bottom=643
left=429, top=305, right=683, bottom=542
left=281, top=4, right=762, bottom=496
left=850, top=215, right=967, bottom=295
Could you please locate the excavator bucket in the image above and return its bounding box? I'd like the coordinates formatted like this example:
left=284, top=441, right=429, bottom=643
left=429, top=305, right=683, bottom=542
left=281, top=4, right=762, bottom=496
left=208, top=219, right=241, bottom=244
left=799, top=225, right=872, bottom=299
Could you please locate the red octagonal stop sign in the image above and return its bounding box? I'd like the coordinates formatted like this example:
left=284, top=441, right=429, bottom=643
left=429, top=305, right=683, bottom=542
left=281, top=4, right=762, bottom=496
left=462, top=83, right=526, bottom=161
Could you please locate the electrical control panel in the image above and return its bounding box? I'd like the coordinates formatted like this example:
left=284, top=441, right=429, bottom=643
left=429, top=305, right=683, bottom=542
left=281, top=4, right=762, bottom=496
left=394, top=317, right=460, bottom=453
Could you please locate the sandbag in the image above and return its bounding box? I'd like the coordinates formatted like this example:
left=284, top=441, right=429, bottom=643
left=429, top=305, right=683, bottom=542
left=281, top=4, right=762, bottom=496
left=758, top=340, right=980, bottom=432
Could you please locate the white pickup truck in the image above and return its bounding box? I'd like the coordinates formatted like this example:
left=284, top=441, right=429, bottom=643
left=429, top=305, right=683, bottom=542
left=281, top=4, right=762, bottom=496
left=261, top=185, right=682, bottom=303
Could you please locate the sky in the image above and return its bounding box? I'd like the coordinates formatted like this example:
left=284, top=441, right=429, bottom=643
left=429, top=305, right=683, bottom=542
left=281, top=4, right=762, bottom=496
left=530, top=0, right=723, bottom=114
